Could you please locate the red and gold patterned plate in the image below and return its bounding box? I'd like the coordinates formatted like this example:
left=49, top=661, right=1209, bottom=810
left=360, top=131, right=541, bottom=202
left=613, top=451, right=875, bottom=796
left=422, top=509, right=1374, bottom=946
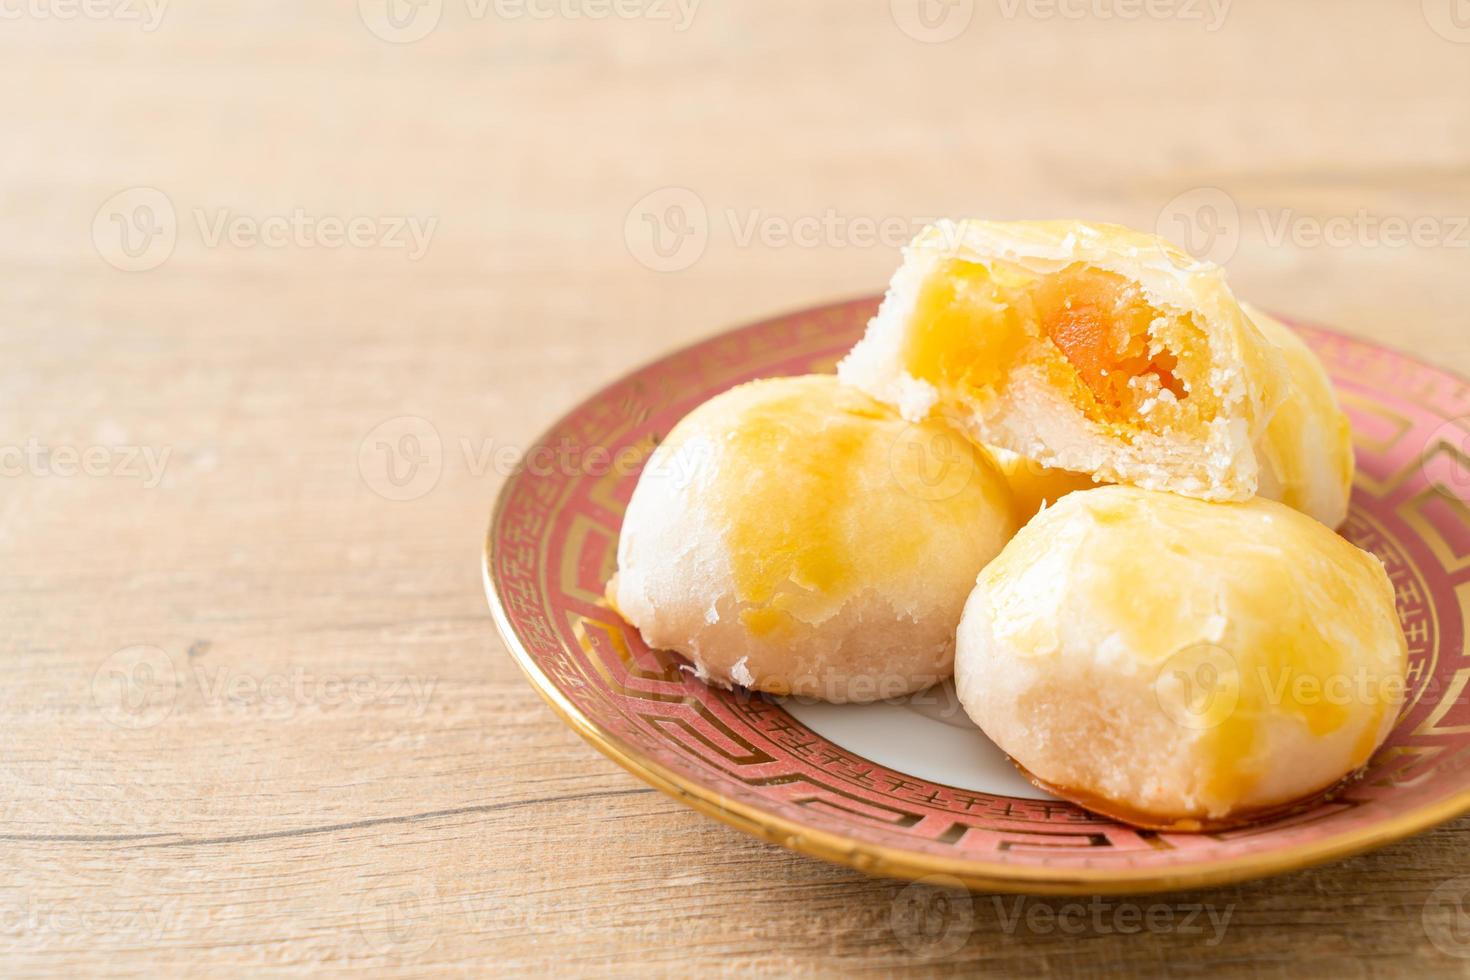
left=484, top=297, right=1470, bottom=894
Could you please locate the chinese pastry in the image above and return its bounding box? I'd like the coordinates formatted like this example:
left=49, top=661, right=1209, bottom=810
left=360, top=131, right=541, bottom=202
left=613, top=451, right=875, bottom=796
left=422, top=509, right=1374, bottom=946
left=1246, top=305, right=1356, bottom=529
left=955, top=486, right=1407, bottom=831
left=839, top=219, right=1292, bottom=502
left=609, top=374, right=1020, bottom=703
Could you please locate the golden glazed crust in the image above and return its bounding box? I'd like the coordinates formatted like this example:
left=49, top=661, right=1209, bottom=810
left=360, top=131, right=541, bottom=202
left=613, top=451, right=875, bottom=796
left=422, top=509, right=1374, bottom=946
left=611, top=374, right=1020, bottom=703
left=955, top=486, right=1407, bottom=827
left=1246, top=305, right=1356, bottom=529
left=839, top=220, right=1292, bottom=502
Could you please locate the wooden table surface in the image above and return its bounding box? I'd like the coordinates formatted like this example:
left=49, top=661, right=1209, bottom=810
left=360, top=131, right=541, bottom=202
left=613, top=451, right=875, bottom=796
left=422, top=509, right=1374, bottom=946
left=3, top=1, right=1469, bottom=975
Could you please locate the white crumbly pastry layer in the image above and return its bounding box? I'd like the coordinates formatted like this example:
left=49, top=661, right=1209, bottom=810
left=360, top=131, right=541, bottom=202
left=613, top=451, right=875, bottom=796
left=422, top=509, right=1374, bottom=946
left=955, top=486, right=1407, bottom=828
left=610, top=374, right=1020, bottom=704
left=1246, top=305, right=1356, bottom=529
left=839, top=219, right=1292, bottom=502
left=961, top=310, right=1357, bottom=527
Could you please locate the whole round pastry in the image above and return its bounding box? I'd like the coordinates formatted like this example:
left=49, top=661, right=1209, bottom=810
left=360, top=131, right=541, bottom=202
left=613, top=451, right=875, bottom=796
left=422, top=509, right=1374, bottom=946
left=610, top=374, right=1020, bottom=703
left=955, top=485, right=1407, bottom=830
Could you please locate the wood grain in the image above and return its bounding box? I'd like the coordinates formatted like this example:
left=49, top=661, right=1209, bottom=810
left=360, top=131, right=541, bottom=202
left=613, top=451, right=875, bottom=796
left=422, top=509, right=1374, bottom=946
left=2, top=0, right=1469, bottom=974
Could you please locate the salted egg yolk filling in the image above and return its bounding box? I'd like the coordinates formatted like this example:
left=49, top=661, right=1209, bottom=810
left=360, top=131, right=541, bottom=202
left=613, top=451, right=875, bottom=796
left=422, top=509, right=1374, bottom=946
left=902, top=259, right=1214, bottom=433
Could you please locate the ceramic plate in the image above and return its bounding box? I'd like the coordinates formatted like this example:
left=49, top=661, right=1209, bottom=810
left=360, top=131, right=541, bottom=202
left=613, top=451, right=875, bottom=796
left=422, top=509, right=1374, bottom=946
left=484, top=297, right=1470, bottom=894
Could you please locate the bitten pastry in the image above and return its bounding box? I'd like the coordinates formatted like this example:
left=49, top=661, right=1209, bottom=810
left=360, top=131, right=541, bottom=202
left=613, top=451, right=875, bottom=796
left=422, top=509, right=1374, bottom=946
left=988, top=447, right=1098, bottom=521
left=610, top=374, right=1020, bottom=703
left=839, top=220, right=1291, bottom=502
left=955, top=486, right=1407, bottom=830
left=1246, top=305, right=1356, bottom=529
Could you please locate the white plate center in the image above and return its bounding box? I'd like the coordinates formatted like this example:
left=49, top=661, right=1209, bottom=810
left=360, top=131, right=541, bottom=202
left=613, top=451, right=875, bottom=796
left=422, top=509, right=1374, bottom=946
left=781, top=680, right=1053, bottom=799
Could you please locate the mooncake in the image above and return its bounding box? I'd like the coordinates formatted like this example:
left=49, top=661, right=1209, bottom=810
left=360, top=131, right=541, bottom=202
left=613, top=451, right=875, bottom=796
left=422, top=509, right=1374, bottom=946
left=610, top=374, right=1020, bottom=703
left=955, top=485, right=1407, bottom=830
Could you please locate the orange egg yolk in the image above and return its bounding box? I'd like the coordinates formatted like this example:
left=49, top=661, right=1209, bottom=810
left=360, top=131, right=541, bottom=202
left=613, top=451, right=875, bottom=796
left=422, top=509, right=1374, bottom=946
left=903, top=260, right=1201, bottom=429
